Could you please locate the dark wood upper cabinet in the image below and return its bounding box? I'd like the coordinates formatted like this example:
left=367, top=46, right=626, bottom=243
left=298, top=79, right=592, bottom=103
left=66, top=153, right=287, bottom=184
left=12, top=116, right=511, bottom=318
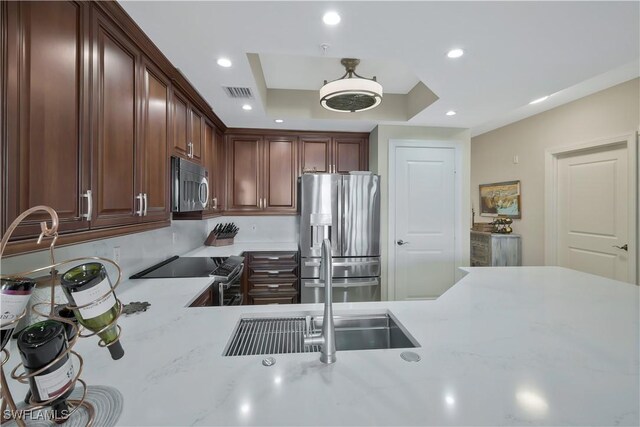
left=225, top=134, right=298, bottom=214
left=190, top=108, right=203, bottom=162
left=214, top=129, right=227, bottom=212
left=3, top=1, right=91, bottom=239
left=171, top=88, right=203, bottom=164
left=300, top=137, right=331, bottom=173
left=226, top=136, right=262, bottom=212
left=300, top=135, right=366, bottom=174
left=263, top=137, right=298, bottom=212
left=139, top=59, right=170, bottom=223
left=203, top=120, right=216, bottom=211
left=171, top=90, right=189, bottom=159
left=334, top=137, right=368, bottom=173
left=206, top=124, right=226, bottom=213
left=90, top=9, right=139, bottom=228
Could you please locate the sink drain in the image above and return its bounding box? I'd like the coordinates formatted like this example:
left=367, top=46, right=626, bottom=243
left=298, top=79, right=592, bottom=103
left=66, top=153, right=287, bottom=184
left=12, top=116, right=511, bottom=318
left=400, top=351, right=421, bottom=362
left=262, top=357, right=276, bottom=367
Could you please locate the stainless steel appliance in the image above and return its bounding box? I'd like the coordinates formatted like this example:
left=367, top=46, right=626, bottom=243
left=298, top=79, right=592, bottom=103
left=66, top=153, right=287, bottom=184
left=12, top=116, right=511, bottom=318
left=130, top=256, right=244, bottom=306
left=171, top=157, right=209, bottom=212
left=299, top=173, right=381, bottom=303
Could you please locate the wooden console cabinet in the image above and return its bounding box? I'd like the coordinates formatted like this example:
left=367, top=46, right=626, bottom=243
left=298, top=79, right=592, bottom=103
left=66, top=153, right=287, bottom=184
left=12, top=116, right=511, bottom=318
left=470, top=231, right=522, bottom=266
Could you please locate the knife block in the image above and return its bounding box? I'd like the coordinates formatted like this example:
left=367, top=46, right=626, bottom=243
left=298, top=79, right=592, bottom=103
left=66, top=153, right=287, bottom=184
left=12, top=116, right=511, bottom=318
left=205, top=231, right=234, bottom=246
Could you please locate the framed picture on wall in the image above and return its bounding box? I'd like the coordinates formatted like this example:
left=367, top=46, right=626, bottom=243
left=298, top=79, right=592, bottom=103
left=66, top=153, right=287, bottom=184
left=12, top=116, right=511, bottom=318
left=479, top=180, right=521, bottom=219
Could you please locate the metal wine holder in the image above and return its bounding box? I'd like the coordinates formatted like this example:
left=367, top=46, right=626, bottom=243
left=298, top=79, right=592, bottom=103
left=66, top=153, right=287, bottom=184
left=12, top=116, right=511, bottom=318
left=0, top=206, right=124, bottom=426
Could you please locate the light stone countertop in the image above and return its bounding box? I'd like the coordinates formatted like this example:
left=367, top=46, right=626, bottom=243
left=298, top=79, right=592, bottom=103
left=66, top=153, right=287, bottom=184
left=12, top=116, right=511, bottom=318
left=183, top=241, right=299, bottom=258
left=5, top=267, right=639, bottom=426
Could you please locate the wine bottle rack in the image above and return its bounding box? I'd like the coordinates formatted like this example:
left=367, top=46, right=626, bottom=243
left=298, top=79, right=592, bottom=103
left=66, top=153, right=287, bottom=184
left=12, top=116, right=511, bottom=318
left=0, top=206, right=124, bottom=427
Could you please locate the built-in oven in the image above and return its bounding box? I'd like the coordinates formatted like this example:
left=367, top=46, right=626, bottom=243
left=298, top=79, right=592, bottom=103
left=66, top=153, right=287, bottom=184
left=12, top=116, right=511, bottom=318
left=171, top=156, right=209, bottom=212
left=216, top=262, right=244, bottom=306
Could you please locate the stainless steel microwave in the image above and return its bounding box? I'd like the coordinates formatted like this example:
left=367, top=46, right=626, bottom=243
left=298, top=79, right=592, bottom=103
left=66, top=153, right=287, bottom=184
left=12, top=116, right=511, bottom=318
left=171, top=157, right=209, bottom=212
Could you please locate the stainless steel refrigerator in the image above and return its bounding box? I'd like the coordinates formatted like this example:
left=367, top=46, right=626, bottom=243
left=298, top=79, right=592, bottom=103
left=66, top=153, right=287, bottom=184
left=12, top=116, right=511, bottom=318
left=299, top=173, right=381, bottom=303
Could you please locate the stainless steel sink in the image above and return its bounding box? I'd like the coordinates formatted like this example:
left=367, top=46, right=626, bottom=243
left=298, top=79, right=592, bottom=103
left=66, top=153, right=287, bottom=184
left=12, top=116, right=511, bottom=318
left=224, top=312, right=419, bottom=356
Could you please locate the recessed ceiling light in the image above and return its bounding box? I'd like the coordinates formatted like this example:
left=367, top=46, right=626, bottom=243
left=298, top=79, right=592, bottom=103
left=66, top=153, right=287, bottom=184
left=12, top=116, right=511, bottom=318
left=529, top=95, right=549, bottom=105
left=242, top=104, right=252, bottom=111
left=446, top=110, right=457, bottom=116
left=274, top=119, right=284, bottom=123
left=216, top=57, right=232, bottom=68
left=323, top=11, right=341, bottom=26
left=447, top=48, right=464, bottom=59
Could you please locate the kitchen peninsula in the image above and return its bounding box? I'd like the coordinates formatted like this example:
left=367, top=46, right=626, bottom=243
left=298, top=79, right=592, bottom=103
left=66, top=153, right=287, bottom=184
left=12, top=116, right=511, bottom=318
left=5, top=266, right=638, bottom=426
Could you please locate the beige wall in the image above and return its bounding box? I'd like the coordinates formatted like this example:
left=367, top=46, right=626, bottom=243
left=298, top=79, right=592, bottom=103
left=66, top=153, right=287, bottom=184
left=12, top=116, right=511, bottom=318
left=471, top=78, right=640, bottom=266
left=369, top=125, right=471, bottom=300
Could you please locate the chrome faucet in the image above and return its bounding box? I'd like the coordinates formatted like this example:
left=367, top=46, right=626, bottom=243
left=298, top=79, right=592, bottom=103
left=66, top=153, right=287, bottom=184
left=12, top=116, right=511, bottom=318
left=304, top=238, right=336, bottom=364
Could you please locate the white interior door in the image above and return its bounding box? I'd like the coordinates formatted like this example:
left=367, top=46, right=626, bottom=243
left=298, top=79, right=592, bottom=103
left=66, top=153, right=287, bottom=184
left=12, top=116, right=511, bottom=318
left=393, top=146, right=456, bottom=300
left=557, top=144, right=629, bottom=281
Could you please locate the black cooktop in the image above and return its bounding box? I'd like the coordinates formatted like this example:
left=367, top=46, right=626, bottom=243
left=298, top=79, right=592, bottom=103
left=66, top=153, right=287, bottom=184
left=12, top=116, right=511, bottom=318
left=130, top=255, right=244, bottom=280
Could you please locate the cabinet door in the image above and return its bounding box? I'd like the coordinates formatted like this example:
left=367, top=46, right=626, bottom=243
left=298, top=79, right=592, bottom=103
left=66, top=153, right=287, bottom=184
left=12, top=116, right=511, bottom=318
left=203, top=120, right=216, bottom=211
left=189, top=107, right=203, bottom=162
left=226, top=136, right=262, bottom=211
left=140, top=59, right=170, bottom=223
left=4, top=1, right=91, bottom=239
left=300, top=137, right=331, bottom=173
left=263, top=137, right=298, bottom=212
left=248, top=294, right=297, bottom=305
left=333, top=137, right=368, bottom=173
left=214, top=129, right=226, bottom=212
left=171, top=90, right=189, bottom=159
left=91, top=10, right=140, bottom=228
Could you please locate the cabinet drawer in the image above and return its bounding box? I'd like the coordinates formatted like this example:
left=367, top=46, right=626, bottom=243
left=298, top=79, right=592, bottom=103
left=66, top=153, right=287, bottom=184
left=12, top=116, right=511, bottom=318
left=249, top=294, right=297, bottom=305
left=247, top=251, right=298, bottom=265
left=248, top=279, right=298, bottom=292
left=248, top=265, right=298, bottom=279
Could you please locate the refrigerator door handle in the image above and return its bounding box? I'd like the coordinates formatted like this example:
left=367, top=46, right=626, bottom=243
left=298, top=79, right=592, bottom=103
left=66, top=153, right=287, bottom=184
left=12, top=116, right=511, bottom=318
left=304, top=260, right=379, bottom=267
left=303, top=278, right=380, bottom=288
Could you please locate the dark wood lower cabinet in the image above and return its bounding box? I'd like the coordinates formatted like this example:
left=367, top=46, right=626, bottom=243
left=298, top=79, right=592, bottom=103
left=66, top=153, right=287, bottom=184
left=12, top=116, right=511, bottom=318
left=189, top=286, right=214, bottom=307
left=249, top=294, right=298, bottom=305
left=243, top=251, right=299, bottom=305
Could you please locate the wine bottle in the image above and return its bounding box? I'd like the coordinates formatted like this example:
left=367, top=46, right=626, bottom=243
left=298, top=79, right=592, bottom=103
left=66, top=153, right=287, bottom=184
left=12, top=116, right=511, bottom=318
left=1, top=277, right=36, bottom=350
left=17, top=320, right=74, bottom=419
left=24, top=304, right=79, bottom=406
left=60, top=263, right=124, bottom=360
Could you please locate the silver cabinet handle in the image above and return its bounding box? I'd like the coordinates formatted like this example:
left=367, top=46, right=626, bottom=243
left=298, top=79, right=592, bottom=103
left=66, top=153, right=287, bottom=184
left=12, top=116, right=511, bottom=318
left=397, top=239, right=409, bottom=246
left=612, top=244, right=628, bottom=251
left=136, top=193, right=144, bottom=216
left=187, top=142, right=193, bottom=158
left=266, top=270, right=281, bottom=275
left=81, top=190, right=92, bottom=220
left=266, top=284, right=280, bottom=288
left=143, top=193, right=148, bottom=216
left=212, top=197, right=218, bottom=210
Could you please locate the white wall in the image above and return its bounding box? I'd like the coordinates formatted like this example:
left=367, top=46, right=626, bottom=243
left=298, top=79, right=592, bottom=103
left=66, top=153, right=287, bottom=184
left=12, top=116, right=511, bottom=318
left=369, top=125, right=471, bottom=300
left=471, top=78, right=640, bottom=266
left=1, top=216, right=299, bottom=280
left=204, top=216, right=298, bottom=243
left=0, top=221, right=206, bottom=279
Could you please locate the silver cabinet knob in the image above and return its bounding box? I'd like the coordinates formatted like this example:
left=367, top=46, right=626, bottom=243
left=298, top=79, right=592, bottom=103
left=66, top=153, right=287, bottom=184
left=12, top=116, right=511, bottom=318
left=397, top=239, right=409, bottom=246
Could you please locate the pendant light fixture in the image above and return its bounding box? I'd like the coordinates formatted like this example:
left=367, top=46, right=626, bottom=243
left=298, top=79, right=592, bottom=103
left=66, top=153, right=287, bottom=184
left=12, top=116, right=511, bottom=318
left=320, top=58, right=383, bottom=113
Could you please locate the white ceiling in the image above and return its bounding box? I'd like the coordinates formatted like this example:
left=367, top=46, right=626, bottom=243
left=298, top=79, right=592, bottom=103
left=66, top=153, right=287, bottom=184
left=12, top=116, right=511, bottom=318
left=119, top=1, right=639, bottom=135
left=260, top=54, right=419, bottom=94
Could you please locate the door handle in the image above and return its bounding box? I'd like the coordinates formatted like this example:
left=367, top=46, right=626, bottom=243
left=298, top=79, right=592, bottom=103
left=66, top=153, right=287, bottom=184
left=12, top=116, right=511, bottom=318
left=136, top=193, right=144, bottom=216
left=397, top=239, right=409, bottom=246
left=81, top=190, right=92, bottom=220
left=612, top=244, right=628, bottom=251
